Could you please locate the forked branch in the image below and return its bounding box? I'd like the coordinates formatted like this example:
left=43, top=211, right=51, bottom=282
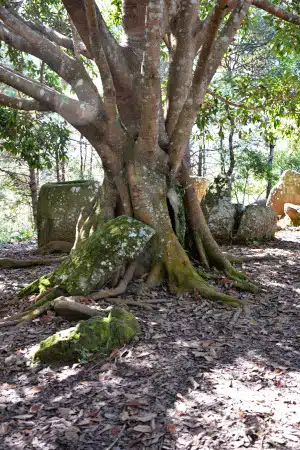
left=0, top=6, right=99, bottom=105
left=5, top=8, right=91, bottom=57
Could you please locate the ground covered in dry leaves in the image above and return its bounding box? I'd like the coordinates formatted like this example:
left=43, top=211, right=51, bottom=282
left=0, top=230, right=300, bottom=450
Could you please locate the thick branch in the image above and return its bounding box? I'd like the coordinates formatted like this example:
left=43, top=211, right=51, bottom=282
left=0, top=92, right=48, bottom=111
left=84, top=0, right=116, bottom=118
left=169, top=0, right=251, bottom=174
left=0, top=7, right=99, bottom=105
left=122, top=0, right=148, bottom=49
left=252, top=0, right=300, bottom=25
left=62, top=0, right=131, bottom=90
left=166, top=1, right=199, bottom=137
left=0, top=64, right=103, bottom=126
left=6, top=8, right=91, bottom=57
left=136, top=0, right=164, bottom=151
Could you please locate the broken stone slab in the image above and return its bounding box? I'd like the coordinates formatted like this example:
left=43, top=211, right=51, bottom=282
left=284, top=203, right=300, bottom=226
left=18, top=216, right=156, bottom=299
left=31, top=308, right=140, bottom=364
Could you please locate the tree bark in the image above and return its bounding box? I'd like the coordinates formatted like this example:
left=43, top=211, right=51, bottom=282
left=266, top=141, right=275, bottom=200
left=28, top=166, right=38, bottom=228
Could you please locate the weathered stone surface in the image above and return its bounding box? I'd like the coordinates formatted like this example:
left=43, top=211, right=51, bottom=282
left=206, top=199, right=239, bottom=243
left=190, top=177, right=209, bottom=202
left=284, top=203, right=300, bottom=226
left=236, top=205, right=277, bottom=243
left=31, top=308, right=140, bottom=363
left=202, top=174, right=232, bottom=211
left=48, top=216, right=155, bottom=295
left=267, top=170, right=300, bottom=216
left=37, top=180, right=99, bottom=248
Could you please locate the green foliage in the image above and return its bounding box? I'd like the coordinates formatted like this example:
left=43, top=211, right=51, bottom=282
left=0, top=108, right=70, bottom=169
left=236, top=148, right=269, bottom=181
left=273, top=146, right=300, bottom=175
left=23, top=0, right=70, bottom=35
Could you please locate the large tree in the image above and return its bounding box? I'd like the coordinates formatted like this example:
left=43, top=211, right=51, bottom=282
left=0, top=0, right=299, bottom=302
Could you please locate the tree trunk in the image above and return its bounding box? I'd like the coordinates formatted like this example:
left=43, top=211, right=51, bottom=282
left=61, top=159, right=66, bottom=181
left=28, top=166, right=38, bottom=228
left=266, top=141, right=275, bottom=200
left=226, top=125, right=235, bottom=177
left=55, top=150, right=60, bottom=182
left=16, top=127, right=258, bottom=318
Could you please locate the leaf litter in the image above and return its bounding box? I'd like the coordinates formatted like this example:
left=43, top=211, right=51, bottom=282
left=0, top=230, right=300, bottom=448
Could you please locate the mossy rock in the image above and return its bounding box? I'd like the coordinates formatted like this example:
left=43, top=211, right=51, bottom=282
left=51, top=216, right=155, bottom=295
left=37, top=180, right=99, bottom=248
left=31, top=308, right=140, bottom=363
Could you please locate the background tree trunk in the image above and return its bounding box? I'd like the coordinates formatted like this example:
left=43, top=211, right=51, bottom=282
left=266, top=141, right=275, bottom=200
left=28, top=166, right=38, bottom=228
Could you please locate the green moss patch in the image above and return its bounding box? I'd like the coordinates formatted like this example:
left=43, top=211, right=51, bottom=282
left=31, top=308, right=140, bottom=364
left=52, top=216, right=155, bottom=295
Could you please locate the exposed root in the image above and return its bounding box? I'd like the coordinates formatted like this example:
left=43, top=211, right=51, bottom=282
left=223, top=252, right=276, bottom=263
left=17, top=273, right=54, bottom=298
left=194, top=232, right=209, bottom=270
left=198, top=269, right=259, bottom=294
left=38, top=241, right=73, bottom=254
left=163, top=231, right=243, bottom=306
left=90, top=261, right=136, bottom=300
left=1, top=287, right=66, bottom=328
left=222, top=253, right=243, bottom=264
left=225, top=271, right=259, bottom=293
left=146, top=261, right=165, bottom=287
left=0, top=257, right=65, bottom=268
left=0, top=303, right=50, bottom=328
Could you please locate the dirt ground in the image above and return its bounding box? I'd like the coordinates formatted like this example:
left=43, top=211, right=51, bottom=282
left=0, top=230, right=300, bottom=450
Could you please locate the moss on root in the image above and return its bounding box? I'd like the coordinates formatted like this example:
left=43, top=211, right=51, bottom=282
left=17, top=274, right=54, bottom=297
left=163, top=231, right=243, bottom=306
left=31, top=308, right=140, bottom=364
